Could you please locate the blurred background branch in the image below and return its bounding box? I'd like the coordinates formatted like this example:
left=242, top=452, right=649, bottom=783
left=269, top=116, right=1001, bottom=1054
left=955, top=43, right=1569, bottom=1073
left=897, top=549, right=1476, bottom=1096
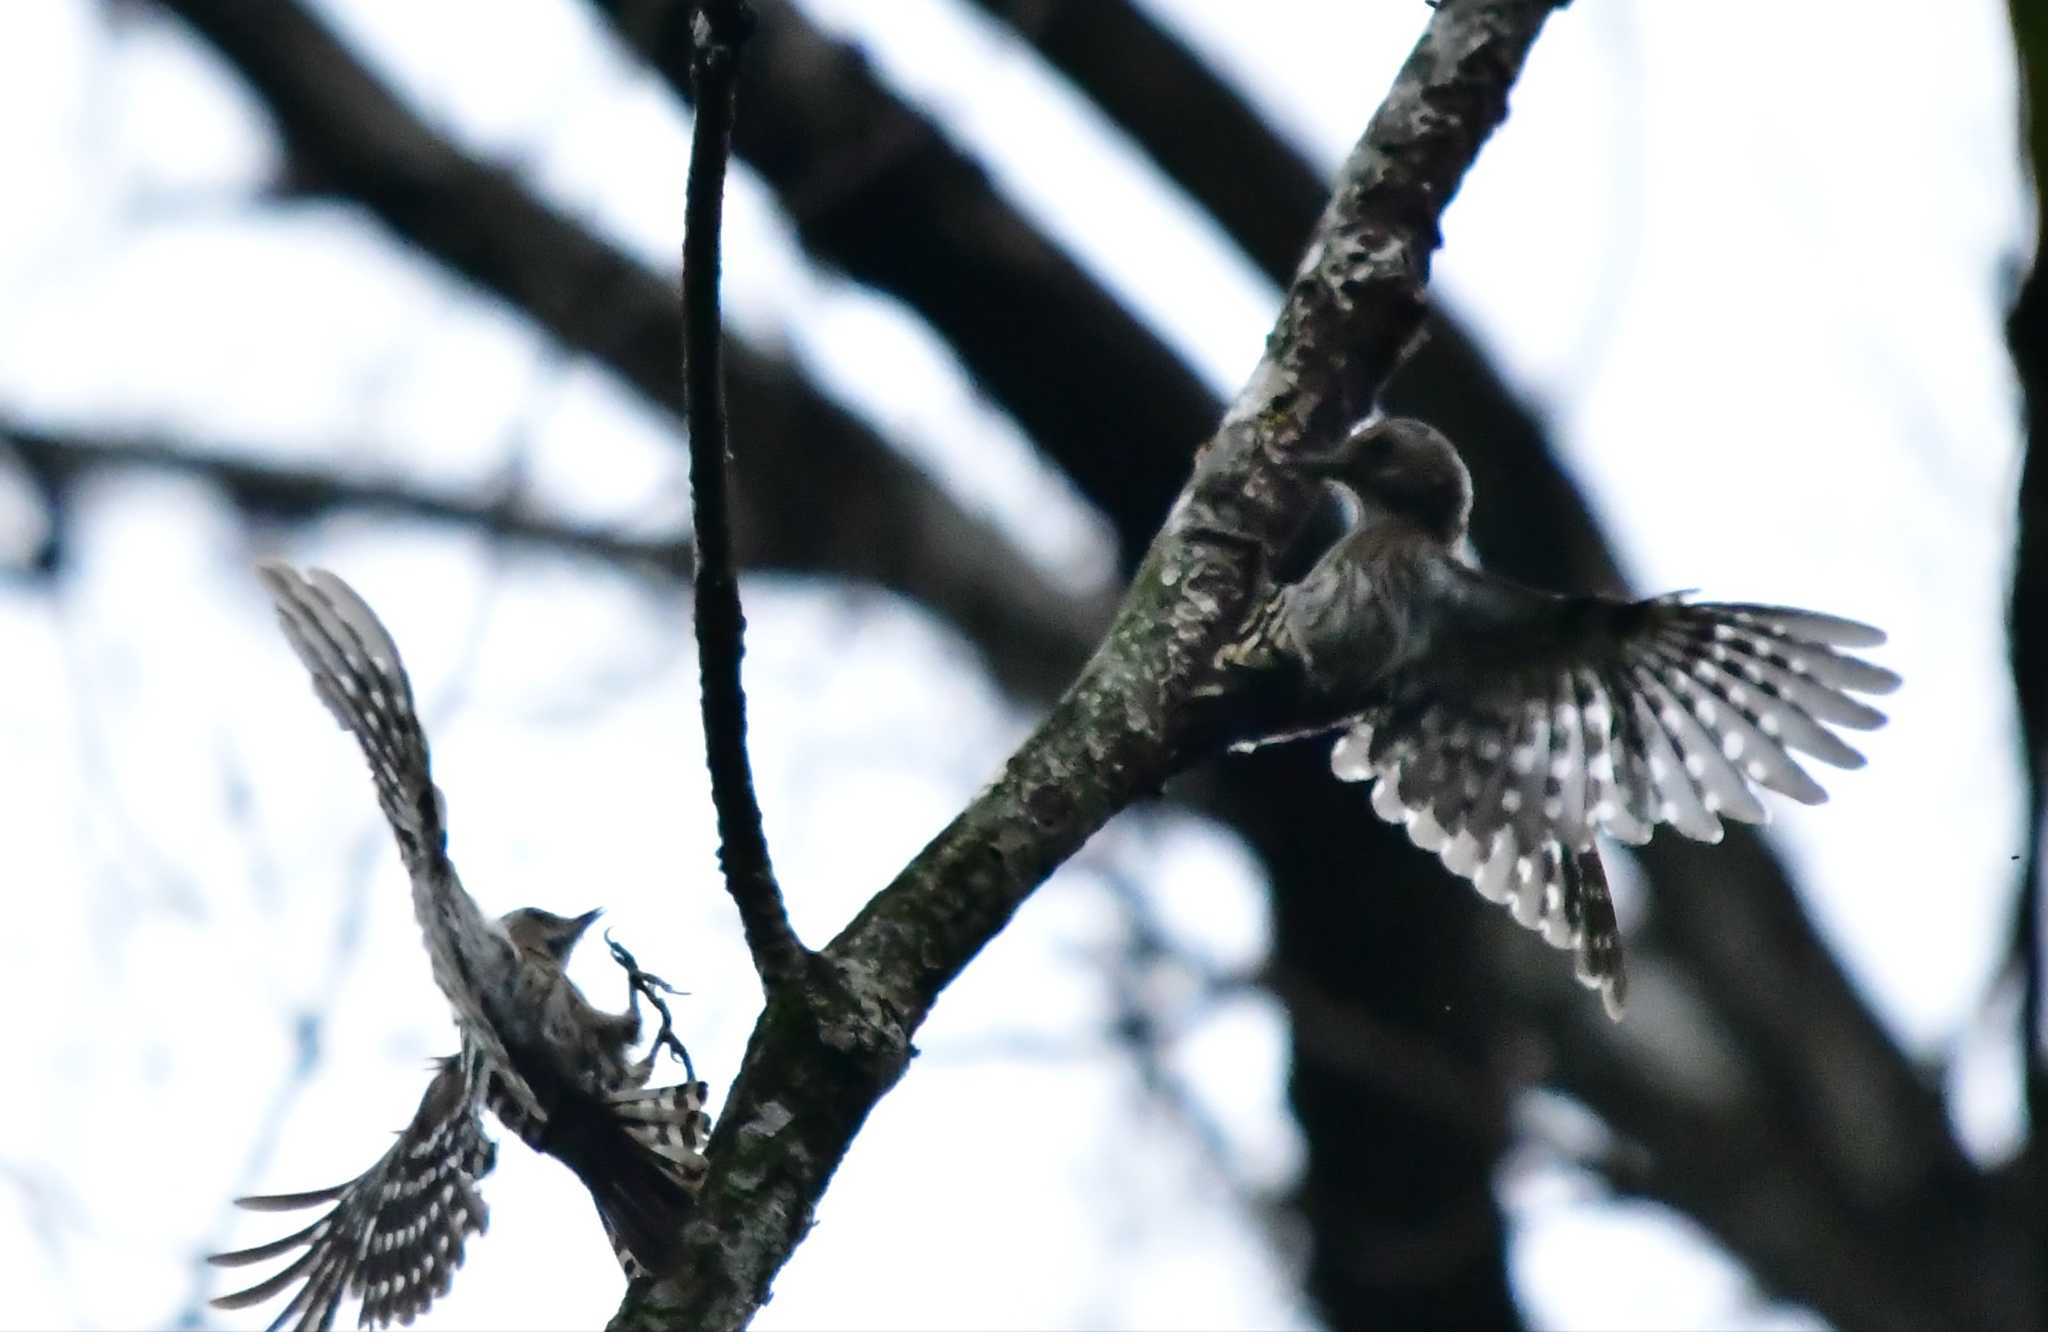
left=159, top=0, right=1107, bottom=702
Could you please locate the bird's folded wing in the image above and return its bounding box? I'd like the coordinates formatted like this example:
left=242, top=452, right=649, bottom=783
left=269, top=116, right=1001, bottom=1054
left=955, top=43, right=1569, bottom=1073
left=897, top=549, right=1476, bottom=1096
left=209, top=1059, right=495, bottom=1331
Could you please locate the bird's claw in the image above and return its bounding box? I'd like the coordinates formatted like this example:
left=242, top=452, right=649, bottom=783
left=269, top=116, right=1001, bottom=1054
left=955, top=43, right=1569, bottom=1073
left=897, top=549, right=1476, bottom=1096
left=606, top=930, right=682, bottom=996
left=604, top=929, right=698, bottom=1084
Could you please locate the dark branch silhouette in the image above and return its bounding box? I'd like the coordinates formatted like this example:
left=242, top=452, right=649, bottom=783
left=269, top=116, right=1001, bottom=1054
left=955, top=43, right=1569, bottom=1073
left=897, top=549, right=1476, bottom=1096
left=2003, top=0, right=2048, bottom=1281
left=679, top=0, right=805, bottom=994
left=2, top=422, right=688, bottom=576
left=0, top=420, right=1099, bottom=696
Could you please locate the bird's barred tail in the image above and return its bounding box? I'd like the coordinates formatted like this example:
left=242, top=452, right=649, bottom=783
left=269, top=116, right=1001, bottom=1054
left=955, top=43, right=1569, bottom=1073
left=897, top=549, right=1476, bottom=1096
left=560, top=1080, right=712, bottom=1280
left=610, top=1082, right=713, bottom=1186
left=484, top=1071, right=711, bottom=1279
left=600, top=1082, right=713, bottom=1279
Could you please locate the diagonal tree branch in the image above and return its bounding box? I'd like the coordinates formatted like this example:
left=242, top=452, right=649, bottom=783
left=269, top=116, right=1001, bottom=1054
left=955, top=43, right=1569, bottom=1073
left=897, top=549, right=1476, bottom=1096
left=849, top=0, right=1559, bottom=1052
left=582, top=3, right=2004, bottom=1325
left=613, top=6, right=1566, bottom=1326
left=968, top=2, right=1991, bottom=1311
left=578, top=8, right=1531, bottom=1319
left=679, top=0, right=806, bottom=994
left=632, top=6, right=1519, bottom=1324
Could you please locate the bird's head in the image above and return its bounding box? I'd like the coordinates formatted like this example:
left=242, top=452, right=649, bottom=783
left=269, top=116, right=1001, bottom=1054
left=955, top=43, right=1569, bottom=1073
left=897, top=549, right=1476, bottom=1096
left=1341, top=417, right=1473, bottom=545
left=500, top=906, right=603, bottom=962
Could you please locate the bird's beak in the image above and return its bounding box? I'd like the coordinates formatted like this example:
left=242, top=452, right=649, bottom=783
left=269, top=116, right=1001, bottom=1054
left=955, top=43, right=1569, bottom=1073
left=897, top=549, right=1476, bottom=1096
left=567, top=907, right=604, bottom=944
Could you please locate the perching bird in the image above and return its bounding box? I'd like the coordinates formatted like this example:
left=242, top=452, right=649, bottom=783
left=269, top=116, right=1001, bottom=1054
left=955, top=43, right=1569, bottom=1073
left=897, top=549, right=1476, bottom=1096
left=1221, top=418, right=1900, bottom=1017
left=209, top=564, right=711, bottom=1331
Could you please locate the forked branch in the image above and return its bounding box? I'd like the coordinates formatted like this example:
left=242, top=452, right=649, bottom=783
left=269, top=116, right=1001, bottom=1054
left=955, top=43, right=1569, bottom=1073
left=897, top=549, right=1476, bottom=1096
left=614, top=4, right=1568, bottom=1327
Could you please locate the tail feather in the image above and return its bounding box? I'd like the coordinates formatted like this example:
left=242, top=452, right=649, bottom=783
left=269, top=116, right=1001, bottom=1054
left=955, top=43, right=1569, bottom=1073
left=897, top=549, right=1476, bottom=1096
left=541, top=1079, right=711, bottom=1279
left=611, top=1083, right=713, bottom=1183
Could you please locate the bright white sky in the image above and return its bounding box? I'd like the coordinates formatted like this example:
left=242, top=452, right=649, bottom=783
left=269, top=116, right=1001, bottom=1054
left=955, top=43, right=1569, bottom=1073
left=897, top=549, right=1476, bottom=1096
left=0, top=2, right=2029, bottom=1330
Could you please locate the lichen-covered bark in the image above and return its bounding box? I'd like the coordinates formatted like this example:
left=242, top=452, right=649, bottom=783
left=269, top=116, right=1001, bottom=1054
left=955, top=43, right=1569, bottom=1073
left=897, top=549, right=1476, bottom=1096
left=614, top=4, right=1565, bottom=1327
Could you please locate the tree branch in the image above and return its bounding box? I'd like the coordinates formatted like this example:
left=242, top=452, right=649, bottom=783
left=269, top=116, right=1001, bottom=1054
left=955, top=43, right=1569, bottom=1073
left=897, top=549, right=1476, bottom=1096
left=938, top=8, right=2021, bottom=1322
left=1, top=418, right=1103, bottom=700
left=1, top=422, right=695, bottom=576
left=853, top=0, right=1556, bottom=1044
left=614, top=5, right=1564, bottom=1326
left=584, top=2, right=1559, bottom=1320
left=680, top=0, right=805, bottom=994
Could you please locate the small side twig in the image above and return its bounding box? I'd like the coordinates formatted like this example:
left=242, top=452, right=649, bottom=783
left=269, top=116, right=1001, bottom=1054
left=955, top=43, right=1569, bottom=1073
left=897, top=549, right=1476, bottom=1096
left=681, top=0, right=805, bottom=992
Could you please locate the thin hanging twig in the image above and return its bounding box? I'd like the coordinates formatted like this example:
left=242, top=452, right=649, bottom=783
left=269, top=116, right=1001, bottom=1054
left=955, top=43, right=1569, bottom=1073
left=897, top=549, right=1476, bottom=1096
left=681, top=0, right=805, bottom=992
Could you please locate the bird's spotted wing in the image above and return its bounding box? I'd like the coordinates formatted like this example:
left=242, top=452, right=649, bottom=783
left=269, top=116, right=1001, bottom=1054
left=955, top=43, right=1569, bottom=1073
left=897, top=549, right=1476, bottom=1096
left=1333, top=583, right=1898, bottom=1014
left=209, top=1059, right=494, bottom=1331
left=255, top=562, right=447, bottom=877
left=257, top=562, right=545, bottom=1125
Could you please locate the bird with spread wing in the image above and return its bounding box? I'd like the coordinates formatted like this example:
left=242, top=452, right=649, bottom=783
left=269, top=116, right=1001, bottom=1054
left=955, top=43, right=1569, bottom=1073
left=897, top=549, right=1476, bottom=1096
left=209, top=565, right=712, bottom=1330
left=1221, top=418, right=1900, bottom=1016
